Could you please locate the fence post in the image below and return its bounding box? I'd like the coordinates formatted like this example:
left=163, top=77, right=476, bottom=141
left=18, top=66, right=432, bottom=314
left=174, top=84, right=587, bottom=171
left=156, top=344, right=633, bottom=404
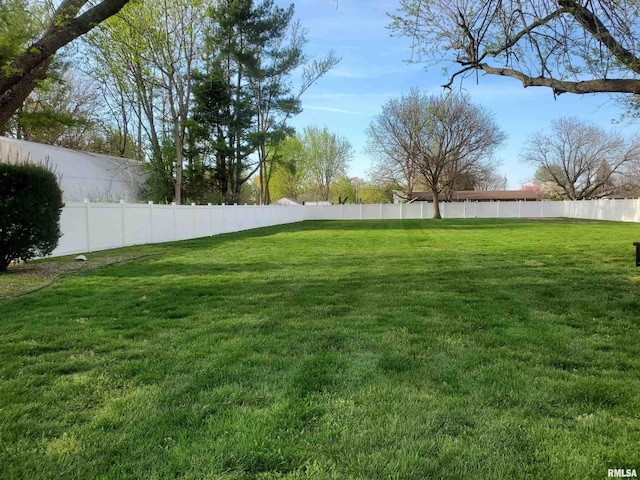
left=496, top=200, right=500, bottom=219
left=421, top=202, right=424, bottom=219
left=192, top=203, right=196, bottom=238
left=120, top=199, right=126, bottom=248
left=518, top=200, right=521, bottom=219
left=148, top=201, right=154, bottom=244
left=540, top=200, right=544, bottom=218
left=400, top=202, right=403, bottom=219
left=379, top=203, right=383, bottom=219
left=359, top=203, right=362, bottom=220
left=83, top=199, right=92, bottom=253
left=207, top=203, right=212, bottom=236
left=172, top=202, right=177, bottom=240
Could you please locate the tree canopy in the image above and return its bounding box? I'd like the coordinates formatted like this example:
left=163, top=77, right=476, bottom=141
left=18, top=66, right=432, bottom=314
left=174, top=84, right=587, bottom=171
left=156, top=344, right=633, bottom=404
left=390, top=0, right=640, bottom=96
left=301, top=126, right=353, bottom=202
left=366, top=89, right=505, bottom=218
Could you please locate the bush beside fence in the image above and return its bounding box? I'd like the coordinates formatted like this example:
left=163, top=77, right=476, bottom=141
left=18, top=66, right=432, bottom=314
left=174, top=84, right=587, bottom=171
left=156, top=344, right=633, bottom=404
left=51, top=198, right=640, bottom=257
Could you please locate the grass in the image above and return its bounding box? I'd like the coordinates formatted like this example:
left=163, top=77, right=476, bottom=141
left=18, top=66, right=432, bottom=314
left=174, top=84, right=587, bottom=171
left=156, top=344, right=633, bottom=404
left=1, top=218, right=639, bottom=479
left=0, top=246, right=167, bottom=298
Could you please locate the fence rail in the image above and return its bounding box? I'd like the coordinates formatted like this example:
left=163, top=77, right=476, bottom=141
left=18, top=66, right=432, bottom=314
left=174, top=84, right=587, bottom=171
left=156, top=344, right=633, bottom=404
left=52, top=198, right=640, bottom=257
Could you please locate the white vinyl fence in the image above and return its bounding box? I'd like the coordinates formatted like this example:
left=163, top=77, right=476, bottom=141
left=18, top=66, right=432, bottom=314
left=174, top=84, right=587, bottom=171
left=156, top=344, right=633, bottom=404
left=53, top=202, right=307, bottom=256
left=52, top=198, right=640, bottom=257
left=304, top=198, right=640, bottom=222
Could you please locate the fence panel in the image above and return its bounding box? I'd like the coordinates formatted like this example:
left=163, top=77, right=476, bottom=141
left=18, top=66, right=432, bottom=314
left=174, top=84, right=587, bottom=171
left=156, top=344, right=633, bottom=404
left=56, top=204, right=90, bottom=256
left=193, top=206, right=211, bottom=238
left=152, top=206, right=176, bottom=243
left=444, top=202, right=465, bottom=218
left=124, top=204, right=152, bottom=246
left=341, top=204, right=361, bottom=220
left=619, top=199, right=640, bottom=222
left=496, top=202, right=517, bottom=218
left=519, top=201, right=542, bottom=218
left=541, top=201, right=566, bottom=218
left=88, top=204, right=124, bottom=251
left=403, top=203, right=422, bottom=219
left=474, top=202, right=498, bottom=218
left=49, top=199, right=640, bottom=258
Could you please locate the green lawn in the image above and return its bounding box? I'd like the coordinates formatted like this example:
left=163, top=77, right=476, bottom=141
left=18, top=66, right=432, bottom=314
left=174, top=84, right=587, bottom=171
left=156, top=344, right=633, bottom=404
left=1, top=219, right=639, bottom=479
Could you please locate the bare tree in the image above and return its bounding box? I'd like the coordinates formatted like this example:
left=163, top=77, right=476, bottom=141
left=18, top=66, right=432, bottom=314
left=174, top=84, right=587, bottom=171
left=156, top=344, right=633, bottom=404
left=463, top=167, right=507, bottom=192
left=302, top=126, right=353, bottom=201
left=366, top=90, right=505, bottom=218
left=0, top=0, right=130, bottom=128
left=522, top=116, right=640, bottom=199
left=365, top=90, right=422, bottom=201
left=390, top=0, right=640, bottom=96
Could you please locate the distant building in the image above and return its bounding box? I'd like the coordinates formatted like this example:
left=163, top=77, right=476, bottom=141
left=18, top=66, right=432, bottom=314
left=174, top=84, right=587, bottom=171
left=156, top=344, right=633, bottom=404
left=406, top=190, right=542, bottom=202
left=0, top=136, right=148, bottom=203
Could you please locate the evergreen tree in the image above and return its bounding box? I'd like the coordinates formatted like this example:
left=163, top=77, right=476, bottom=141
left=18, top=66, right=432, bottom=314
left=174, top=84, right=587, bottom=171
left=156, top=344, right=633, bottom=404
left=190, top=0, right=337, bottom=204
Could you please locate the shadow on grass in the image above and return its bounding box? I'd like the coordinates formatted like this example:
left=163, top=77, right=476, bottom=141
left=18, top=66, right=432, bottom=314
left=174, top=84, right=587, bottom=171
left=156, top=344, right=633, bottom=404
left=2, top=218, right=640, bottom=479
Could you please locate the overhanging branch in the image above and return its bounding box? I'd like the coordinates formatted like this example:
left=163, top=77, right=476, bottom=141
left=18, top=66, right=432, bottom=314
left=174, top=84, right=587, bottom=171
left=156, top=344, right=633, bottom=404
left=559, top=0, right=640, bottom=74
left=0, top=0, right=130, bottom=96
left=477, top=63, right=640, bottom=94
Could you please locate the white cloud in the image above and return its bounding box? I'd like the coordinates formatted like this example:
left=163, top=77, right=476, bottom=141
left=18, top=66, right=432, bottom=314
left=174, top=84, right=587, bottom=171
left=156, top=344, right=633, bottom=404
left=303, top=105, right=373, bottom=116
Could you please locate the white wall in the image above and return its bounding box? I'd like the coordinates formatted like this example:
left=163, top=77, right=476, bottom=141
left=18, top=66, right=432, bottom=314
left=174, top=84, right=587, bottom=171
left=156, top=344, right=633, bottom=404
left=0, top=136, right=147, bottom=203
left=51, top=199, right=640, bottom=257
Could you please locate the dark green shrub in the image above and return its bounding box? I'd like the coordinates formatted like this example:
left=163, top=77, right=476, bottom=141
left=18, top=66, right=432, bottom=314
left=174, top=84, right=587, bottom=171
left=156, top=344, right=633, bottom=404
left=0, top=162, right=64, bottom=272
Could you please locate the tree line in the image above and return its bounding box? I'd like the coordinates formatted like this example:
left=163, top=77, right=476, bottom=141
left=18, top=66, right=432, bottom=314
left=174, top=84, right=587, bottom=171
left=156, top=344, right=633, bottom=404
left=1, top=0, right=340, bottom=205
left=3, top=0, right=640, bottom=209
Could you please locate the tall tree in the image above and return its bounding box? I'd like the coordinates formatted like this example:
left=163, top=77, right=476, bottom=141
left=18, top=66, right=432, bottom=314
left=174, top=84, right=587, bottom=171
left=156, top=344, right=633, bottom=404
left=330, top=175, right=356, bottom=204
left=301, top=126, right=353, bottom=202
left=264, top=135, right=305, bottom=201
left=191, top=0, right=337, bottom=204
left=390, top=0, right=640, bottom=96
left=86, top=2, right=170, bottom=201
left=87, top=0, right=205, bottom=204
left=365, top=91, right=422, bottom=200
left=250, top=15, right=338, bottom=204
left=358, top=181, right=398, bottom=204
left=367, top=90, right=505, bottom=218
left=0, top=0, right=131, bottom=128
left=522, top=116, right=640, bottom=199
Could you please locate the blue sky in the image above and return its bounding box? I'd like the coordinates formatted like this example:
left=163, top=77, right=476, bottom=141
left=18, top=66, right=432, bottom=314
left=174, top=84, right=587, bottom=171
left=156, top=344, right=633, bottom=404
left=282, top=0, right=640, bottom=189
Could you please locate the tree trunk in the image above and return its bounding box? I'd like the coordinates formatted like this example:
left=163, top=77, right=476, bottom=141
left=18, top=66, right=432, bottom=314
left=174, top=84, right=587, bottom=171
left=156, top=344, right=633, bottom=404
left=0, top=256, right=10, bottom=272
left=0, top=0, right=130, bottom=129
left=432, top=189, right=442, bottom=219
left=0, top=58, right=52, bottom=127
left=174, top=130, right=183, bottom=205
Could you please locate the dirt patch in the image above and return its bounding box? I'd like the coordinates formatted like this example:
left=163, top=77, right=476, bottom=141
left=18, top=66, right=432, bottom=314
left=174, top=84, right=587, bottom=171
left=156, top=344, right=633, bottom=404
left=1, top=255, right=150, bottom=299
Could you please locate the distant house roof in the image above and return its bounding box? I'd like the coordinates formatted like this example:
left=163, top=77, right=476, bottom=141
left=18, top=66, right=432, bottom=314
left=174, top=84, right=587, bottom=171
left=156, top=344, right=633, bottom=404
left=408, top=190, right=542, bottom=202
left=0, top=136, right=148, bottom=203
